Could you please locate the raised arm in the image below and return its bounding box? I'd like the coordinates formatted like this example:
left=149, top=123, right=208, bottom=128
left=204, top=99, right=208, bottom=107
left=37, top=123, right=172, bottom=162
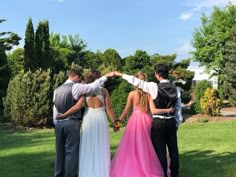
left=102, top=88, right=116, bottom=123
left=72, top=72, right=114, bottom=100
left=114, top=71, right=158, bottom=99
left=57, top=96, right=85, bottom=119
left=148, top=95, right=173, bottom=114
left=119, top=92, right=133, bottom=122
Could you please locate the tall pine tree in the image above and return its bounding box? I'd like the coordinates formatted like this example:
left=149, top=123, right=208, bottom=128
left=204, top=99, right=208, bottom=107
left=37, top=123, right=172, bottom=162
left=24, top=18, right=35, bottom=71
left=35, top=20, right=50, bottom=70
left=224, top=28, right=236, bottom=105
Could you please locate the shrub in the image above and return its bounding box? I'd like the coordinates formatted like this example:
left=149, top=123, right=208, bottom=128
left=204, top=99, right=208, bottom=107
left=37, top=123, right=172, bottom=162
left=110, top=80, right=132, bottom=126
left=193, top=80, right=212, bottom=113
left=200, top=88, right=221, bottom=116
left=3, top=69, right=52, bottom=127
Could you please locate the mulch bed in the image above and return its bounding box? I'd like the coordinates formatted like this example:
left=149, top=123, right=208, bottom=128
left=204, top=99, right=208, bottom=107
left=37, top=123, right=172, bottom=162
left=183, top=114, right=234, bottom=123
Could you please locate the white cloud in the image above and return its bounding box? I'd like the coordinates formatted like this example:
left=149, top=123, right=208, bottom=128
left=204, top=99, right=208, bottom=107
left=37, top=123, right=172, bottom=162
left=180, top=12, right=193, bottom=21
left=175, top=41, right=193, bottom=60
left=179, top=0, right=236, bottom=21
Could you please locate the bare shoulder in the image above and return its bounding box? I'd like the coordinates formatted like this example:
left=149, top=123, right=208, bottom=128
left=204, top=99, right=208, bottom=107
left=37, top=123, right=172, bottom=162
left=129, top=90, right=136, bottom=97
left=101, top=87, right=109, bottom=96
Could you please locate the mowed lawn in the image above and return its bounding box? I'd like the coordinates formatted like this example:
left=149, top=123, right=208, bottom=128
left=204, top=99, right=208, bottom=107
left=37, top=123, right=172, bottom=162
left=0, top=120, right=236, bottom=177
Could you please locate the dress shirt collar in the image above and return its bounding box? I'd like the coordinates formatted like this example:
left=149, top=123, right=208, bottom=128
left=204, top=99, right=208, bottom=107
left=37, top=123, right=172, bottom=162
left=159, top=79, right=170, bottom=83
left=64, top=79, right=74, bottom=84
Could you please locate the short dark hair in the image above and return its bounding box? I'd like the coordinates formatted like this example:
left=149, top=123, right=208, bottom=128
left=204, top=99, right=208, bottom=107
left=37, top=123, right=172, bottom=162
left=154, top=64, right=169, bottom=79
left=67, top=68, right=82, bottom=77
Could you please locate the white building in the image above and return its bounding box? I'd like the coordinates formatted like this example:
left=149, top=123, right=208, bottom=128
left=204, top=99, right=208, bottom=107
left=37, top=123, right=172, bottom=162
left=187, top=66, right=218, bottom=89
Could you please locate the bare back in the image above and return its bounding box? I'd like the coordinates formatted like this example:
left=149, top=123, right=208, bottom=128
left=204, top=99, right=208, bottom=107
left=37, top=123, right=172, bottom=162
left=86, top=88, right=105, bottom=109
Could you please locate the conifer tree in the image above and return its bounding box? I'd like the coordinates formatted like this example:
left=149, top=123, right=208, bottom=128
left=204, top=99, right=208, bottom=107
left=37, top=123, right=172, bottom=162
left=24, top=18, right=35, bottom=70
left=35, top=20, right=50, bottom=69
left=224, top=28, right=236, bottom=105
left=0, top=19, right=21, bottom=112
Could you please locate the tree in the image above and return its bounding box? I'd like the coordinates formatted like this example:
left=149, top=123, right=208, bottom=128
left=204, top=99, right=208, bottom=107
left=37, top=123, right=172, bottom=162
left=24, top=18, right=35, bottom=71
left=192, top=3, right=236, bottom=95
left=49, top=33, right=87, bottom=73
left=0, top=19, right=21, bottom=51
left=223, top=28, right=236, bottom=105
left=150, top=53, right=176, bottom=67
left=67, top=34, right=87, bottom=66
left=35, top=20, right=51, bottom=70
left=0, top=19, right=21, bottom=112
left=3, top=69, right=52, bottom=127
left=83, top=51, right=102, bottom=69
left=103, top=48, right=122, bottom=70
left=124, top=50, right=150, bottom=73
left=7, top=48, right=24, bottom=77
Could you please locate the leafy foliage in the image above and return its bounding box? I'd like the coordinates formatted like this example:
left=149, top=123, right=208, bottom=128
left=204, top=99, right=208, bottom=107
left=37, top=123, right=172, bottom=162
left=191, top=3, right=236, bottom=97
left=200, top=88, right=221, bottom=116
left=223, top=28, right=236, bottom=105
left=110, top=81, right=132, bottom=126
left=24, top=18, right=35, bottom=71
left=0, top=19, right=21, bottom=113
left=193, top=80, right=212, bottom=113
left=3, top=69, right=52, bottom=127
left=7, top=48, right=24, bottom=77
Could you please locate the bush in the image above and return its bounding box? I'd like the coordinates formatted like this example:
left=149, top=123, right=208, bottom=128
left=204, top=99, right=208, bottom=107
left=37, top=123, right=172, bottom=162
left=3, top=69, right=52, bottom=127
left=193, top=80, right=212, bottom=113
left=110, top=80, right=132, bottom=126
left=200, top=88, right=221, bottom=116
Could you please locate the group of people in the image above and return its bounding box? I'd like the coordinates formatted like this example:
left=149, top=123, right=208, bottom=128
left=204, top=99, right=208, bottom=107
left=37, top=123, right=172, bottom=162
left=53, top=63, right=183, bottom=177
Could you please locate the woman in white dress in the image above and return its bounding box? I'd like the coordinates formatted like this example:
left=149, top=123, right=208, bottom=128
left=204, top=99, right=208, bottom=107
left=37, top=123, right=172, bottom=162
left=58, top=70, right=116, bottom=177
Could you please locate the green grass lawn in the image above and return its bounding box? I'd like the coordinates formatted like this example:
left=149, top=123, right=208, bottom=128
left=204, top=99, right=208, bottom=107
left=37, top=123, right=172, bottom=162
left=0, top=120, right=236, bottom=177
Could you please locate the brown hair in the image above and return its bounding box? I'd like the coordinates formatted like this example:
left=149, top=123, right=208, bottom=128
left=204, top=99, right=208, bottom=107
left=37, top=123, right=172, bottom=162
left=67, top=68, right=82, bottom=77
left=135, top=71, right=148, bottom=111
left=85, top=69, right=101, bottom=84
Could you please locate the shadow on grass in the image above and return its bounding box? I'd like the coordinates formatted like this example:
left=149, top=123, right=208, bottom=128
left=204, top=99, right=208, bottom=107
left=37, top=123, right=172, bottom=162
left=0, top=130, right=55, bottom=177
left=0, top=130, right=54, bottom=152
left=0, top=152, right=54, bottom=177
left=110, top=144, right=236, bottom=177
left=180, top=150, right=236, bottom=177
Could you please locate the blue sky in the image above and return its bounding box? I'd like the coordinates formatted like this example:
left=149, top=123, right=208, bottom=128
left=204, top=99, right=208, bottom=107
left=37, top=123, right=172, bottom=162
left=1, top=0, right=236, bottom=64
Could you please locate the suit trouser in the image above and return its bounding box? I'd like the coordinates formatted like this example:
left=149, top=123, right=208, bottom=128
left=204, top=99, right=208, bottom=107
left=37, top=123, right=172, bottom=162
left=54, top=119, right=81, bottom=177
left=151, top=118, right=179, bottom=177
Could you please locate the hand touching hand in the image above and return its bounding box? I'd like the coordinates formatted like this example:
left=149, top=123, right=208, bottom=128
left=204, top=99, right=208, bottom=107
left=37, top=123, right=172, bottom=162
left=113, top=127, right=120, bottom=132
left=114, top=71, right=122, bottom=77
left=168, top=107, right=175, bottom=114
left=104, top=72, right=115, bottom=78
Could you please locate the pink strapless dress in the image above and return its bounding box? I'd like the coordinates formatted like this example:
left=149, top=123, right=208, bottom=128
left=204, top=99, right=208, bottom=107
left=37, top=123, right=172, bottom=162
left=110, top=106, right=165, bottom=177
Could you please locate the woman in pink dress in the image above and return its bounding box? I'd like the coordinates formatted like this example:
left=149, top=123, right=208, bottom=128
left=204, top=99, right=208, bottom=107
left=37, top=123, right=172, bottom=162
left=110, top=71, right=172, bottom=177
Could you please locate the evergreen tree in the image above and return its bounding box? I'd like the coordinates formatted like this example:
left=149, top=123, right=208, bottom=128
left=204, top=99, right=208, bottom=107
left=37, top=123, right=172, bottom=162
left=24, top=18, right=35, bottom=71
left=35, top=20, right=50, bottom=70
left=0, top=49, right=10, bottom=112
left=43, top=20, right=50, bottom=68
left=0, top=19, right=21, bottom=112
left=8, top=48, right=24, bottom=77
left=224, top=28, right=236, bottom=105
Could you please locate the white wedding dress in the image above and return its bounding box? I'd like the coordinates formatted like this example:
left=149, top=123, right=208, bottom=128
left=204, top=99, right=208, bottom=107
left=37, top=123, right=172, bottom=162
left=79, top=88, right=110, bottom=177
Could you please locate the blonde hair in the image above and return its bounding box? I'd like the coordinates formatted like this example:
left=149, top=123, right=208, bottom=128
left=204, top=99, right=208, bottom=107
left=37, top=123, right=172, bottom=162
left=135, top=71, right=148, bottom=111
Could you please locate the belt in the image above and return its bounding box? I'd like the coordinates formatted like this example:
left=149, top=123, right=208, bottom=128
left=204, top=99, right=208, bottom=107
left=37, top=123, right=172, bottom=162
left=56, top=118, right=80, bottom=122
left=152, top=115, right=175, bottom=119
